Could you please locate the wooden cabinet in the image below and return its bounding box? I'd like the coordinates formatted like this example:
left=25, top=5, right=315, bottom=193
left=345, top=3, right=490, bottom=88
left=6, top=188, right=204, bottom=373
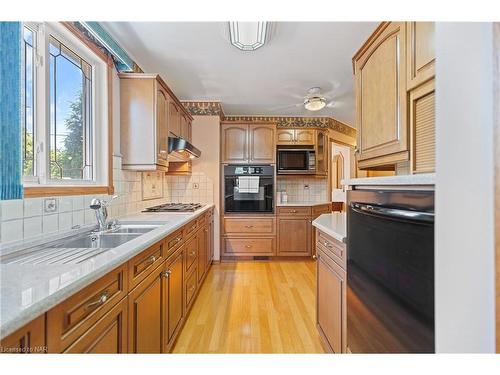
left=276, top=128, right=315, bottom=145
left=407, top=22, right=435, bottom=90
left=353, top=22, right=409, bottom=169
left=224, top=237, right=275, bottom=256
left=221, top=123, right=275, bottom=164
left=317, top=249, right=346, bottom=353
left=163, top=248, right=184, bottom=349
left=315, top=130, right=328, bottom=176
left=277, top=217, right=311, bottom=256
left=311, top=203, right=332, bottom=257
left=207, top=209, right=214, bottom=268
left=168, top=101, right=181, bottom=137
left=197, top=227, right=207, bottom=282
left=0, top=315, right=45, bottom=354
left=180, top=114, right=192, bottom=142
left=410, top=79, right=435, bottom=173
left=128, top=264, right=165, bottom=353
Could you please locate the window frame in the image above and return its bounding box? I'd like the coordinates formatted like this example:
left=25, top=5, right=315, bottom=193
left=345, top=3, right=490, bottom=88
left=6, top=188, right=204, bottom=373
left=22, top=22, right=114, bottom=198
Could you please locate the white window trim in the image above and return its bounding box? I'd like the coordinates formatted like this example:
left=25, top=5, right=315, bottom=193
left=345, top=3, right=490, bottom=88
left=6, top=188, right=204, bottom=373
left=23, top=22, right=109, bottom=188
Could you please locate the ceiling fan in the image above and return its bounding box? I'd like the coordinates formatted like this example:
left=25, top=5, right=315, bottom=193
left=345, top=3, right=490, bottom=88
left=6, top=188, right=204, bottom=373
left=269, top=87, right=337, bottom=113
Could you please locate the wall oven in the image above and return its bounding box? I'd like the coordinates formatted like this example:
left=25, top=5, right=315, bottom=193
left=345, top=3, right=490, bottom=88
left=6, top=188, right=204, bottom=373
left=224, top=165, right=274, bottom=214
left=347, top=189, right=435, bottom=353
left=277, top=147, right=315, bottom=174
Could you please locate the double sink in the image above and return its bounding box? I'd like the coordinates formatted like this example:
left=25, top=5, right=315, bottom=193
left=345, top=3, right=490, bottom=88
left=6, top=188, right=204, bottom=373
left=1, top=222, right=165, bottom=266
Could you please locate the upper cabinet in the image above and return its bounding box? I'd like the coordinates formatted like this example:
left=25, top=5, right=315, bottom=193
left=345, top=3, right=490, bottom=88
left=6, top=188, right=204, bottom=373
left=315, top=130, right=328, bottom=176
left=353, top=22, right=435, bottom=172
left=221, top=123, right=275, bottom=164
left=353, top=22, right=408, bottom=169
left=119, top=73, right=193, bottom=171
left=277, top=128, right=315, bottom=145
left=407, top=22, right=435, bottom=90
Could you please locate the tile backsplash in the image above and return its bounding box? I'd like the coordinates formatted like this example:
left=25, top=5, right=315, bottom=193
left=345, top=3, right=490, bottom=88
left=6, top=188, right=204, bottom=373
left=0, top=156, right=214, bottom=246
left=277, top=176, right=328, bottom=203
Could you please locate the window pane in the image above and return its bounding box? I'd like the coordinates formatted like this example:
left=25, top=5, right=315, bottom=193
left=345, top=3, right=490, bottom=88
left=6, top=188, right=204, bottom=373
left=49, top=36, right=93, bottom=181
left=23, top=26, right=35, bottom=176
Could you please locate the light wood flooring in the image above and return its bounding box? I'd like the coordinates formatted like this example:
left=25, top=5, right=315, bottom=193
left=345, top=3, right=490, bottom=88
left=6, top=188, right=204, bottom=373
left=172, top=261, right=325, bottom=353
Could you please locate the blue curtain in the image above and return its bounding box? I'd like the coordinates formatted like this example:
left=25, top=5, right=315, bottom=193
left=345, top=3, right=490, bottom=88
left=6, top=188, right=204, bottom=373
left=0, top=22, right=23, bottom=200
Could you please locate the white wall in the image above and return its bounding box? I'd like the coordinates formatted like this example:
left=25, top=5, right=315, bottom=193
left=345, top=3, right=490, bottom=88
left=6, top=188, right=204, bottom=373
left=435, top=22, right=495, bottom=352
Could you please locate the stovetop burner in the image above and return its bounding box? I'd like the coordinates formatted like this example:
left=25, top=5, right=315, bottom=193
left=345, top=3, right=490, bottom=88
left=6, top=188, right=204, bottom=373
left=143, top=203, right=204, bottom=212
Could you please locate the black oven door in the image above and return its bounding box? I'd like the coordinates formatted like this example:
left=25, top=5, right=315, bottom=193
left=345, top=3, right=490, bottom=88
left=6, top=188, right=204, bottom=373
left=347, top=190, right=435, bottom=353
left=224, top=175, right=274, bottom=213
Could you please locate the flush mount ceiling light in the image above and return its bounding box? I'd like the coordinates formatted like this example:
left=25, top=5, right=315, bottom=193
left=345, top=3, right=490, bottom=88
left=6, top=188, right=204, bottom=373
left=229, top=21, right=268, bottom=51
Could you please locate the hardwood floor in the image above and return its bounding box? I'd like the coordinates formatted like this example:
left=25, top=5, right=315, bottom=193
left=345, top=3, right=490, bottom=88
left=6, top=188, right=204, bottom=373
left=172, top=261, right=325, bottom=353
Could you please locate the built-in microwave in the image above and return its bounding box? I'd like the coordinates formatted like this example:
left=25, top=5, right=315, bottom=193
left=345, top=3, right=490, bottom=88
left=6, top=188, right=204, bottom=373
left=277, top=147, right=316, bottom=174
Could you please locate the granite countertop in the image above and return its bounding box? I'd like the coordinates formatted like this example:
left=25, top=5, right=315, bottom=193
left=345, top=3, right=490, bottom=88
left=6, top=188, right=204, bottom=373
left=342, top=173, right=435, bottom=186
left=276, top=201, right=331, bottom=207
left=0, top=204, right=214, bottom=339
left=312, top=213, right=346, bottom=243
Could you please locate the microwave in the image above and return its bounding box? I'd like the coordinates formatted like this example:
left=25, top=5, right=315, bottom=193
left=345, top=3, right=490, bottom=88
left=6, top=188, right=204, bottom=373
left=277, top=147, right=316, bottom=174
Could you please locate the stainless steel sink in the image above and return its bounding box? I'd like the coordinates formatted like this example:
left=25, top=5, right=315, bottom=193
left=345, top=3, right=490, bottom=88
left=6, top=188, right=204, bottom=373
left=111, top=224, right=162, bottom=234
left=53, top=233, right=140, bottom=249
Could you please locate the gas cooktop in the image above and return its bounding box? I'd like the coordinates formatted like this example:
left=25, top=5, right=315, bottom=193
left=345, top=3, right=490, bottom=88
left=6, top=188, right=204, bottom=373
left=142, top=203, right=204, bottom=212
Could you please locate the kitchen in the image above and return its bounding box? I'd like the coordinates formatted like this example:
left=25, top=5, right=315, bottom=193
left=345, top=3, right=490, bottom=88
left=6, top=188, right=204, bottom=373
left=0, top=3, right=498, bottom=371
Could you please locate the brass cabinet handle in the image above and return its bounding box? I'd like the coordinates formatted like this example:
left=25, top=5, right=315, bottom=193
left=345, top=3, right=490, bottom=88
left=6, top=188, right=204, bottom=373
left=323, top=241, right=333, bottom=249
left=190, top=251, right=196, bottom=256
left=312, top=254, right=317, bottom=260
left=244, top=225, right=254, bottom=228
left=145, top=255, right=156, bottom=266
left=86, top=291, right=109, bottom=310
left=189, top=285, right=196, bottom=292
left=290, top=210, right=297, bottom=213
left=245, top=245, right=252, bottom=248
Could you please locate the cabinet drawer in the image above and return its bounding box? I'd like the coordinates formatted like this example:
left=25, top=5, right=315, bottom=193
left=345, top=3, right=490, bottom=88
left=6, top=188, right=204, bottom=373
left=312, top=204, right=331, bottom=218
left=196, top=213, right=207, bottom=227
left=128, top=241, right=163, bottom=290
left=183, top=219, right=199, bottom=238
left=184, top=235, right=198, bottom=272
left=165, top=228, right=184, bottom=257
left=47, top=264, right=128, bottom=352
left=224, top=217, right=274, bottom=235
left=317, top=230, right=346, bottom=269
left=224, top=238, right=274, bottom=255
left=185, top=267, right=198, bottom=309
left=277, top=206, right=312, bottom=216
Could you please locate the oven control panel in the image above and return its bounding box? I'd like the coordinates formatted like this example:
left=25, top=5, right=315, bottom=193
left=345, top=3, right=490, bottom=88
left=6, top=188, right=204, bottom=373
left=234, top=166, right=264, bottom=175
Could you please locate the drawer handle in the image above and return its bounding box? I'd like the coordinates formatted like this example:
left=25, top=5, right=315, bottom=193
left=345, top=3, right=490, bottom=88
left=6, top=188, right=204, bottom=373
left=189, top=285, right=196, bottom=292
left=244, top=225, right=254, bottom=228
left=245, top=245, right=252, bottom=248
left=323, top=241, right=333, bottom=249
left=312, top=254, right=317, bottom=260
left=189, top=225, right=197, bottom=231
left=190, top=251, right=196, bottom=256
left=145, top=255, right=157, bottom=266
left=86, top=291, right=109, bottom=310
left=290, top=210, right=297, bottom=213
left=162, top=270, right=172, bottom=278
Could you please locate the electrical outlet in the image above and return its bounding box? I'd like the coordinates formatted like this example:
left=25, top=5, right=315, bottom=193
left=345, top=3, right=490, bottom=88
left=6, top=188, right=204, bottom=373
left=44, top=198, right=57, bottom=213
left=193, top=183, right=199, bottom=189
left=304, top=184, right=310, bottom=190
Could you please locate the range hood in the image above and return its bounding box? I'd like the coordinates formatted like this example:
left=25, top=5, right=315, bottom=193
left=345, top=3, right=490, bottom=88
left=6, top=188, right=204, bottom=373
left=168, top=137, right=201, bottom=161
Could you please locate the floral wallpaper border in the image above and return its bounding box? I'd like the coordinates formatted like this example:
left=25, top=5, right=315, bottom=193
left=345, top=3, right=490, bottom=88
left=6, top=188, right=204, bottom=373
left=182, top=101, right=356, bottom=137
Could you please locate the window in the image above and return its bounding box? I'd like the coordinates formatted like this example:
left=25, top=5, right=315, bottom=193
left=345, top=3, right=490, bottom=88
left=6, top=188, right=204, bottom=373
left=21, top=22, right=109, bottom=191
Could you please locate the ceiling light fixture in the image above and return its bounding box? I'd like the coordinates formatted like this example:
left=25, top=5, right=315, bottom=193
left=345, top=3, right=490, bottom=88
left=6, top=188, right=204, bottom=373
left=304, top=96, right=327, bottom=111
left=229, top=21, right=268, bottom=51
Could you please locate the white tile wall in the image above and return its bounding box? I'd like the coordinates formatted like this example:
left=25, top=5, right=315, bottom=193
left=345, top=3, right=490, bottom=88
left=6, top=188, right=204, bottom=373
left=277, top=176, right=328, bottom=203
left=0, top=156, right=215, bottom=246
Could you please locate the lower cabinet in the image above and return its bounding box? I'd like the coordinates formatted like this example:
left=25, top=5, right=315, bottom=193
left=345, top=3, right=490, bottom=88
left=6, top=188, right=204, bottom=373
left=164, top=247, right=185, bottom=350
left=197, top=227, right=207, bottom=282
left=316, top=229, right=347, bottom=354
left=128, top=263, right=165, bottom=353
left=65, top=298, right=128, bottom=353
left=0, top=315, right=46, bottom=354
left=277, top=217, right=311, bottom=256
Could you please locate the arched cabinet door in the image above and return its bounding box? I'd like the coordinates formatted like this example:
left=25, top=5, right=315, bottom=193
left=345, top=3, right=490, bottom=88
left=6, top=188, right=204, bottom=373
left=221, top=124, right=249, bottom=164
left=249, top=124, right=276, bottom=164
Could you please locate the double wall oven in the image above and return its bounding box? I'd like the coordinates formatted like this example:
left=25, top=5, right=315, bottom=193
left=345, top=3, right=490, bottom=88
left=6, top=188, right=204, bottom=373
left=223, top=165, right=274, bottom=214
left=347, top=189, right=435, bottom=353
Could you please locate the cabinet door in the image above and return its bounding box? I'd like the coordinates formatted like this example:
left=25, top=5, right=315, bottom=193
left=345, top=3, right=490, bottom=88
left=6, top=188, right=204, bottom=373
left=407, top=22, right=435, bottom=90
left=295, top=129, right=315, bottom=145
left=197, top=227, right=207, bottom=282
left=277, top=217, right=311, bottom=256
left=180, top=114, right=190, bottom=140
left=128, top=265, right=164, bottom=353
left=221, top=124, right=249, bottom=163
left=156, top=88, right=169, bottom=166
left=169, top=100, right=181, bottom=137
left=317, top=252, right=346, bottom=353
left=249, top=124, right=275, bottom=163
left=315, top=130, right=328, bottom=175
left=355, top=22, right=408, bottom=168
left=207, top=216, right=214, bottom=268
left=164, top=248, right=184, bottom=348
left=0, top=315, right=45, bottom=354
left=410, top=79, right=435, bottom=174
left=276, top=129, right=295, bottom=145
left=64, top=299, right=128, bottom=353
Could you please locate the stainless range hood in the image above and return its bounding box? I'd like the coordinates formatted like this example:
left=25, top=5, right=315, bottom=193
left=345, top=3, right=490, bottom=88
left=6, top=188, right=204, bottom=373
left=168, top=137, right=201, bottom=161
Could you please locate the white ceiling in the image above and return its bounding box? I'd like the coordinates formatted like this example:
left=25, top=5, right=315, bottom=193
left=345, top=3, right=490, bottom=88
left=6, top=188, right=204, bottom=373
left=102, top=22, right=378, bottom=125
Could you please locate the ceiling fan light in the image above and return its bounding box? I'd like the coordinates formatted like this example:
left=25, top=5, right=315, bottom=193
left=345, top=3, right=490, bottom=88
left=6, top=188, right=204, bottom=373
left=304, top=97, right=326, bottom=111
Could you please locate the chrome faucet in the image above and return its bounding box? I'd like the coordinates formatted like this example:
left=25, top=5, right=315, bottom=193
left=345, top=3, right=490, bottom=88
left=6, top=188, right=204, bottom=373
left=90, top=195, right=118, bottom=232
